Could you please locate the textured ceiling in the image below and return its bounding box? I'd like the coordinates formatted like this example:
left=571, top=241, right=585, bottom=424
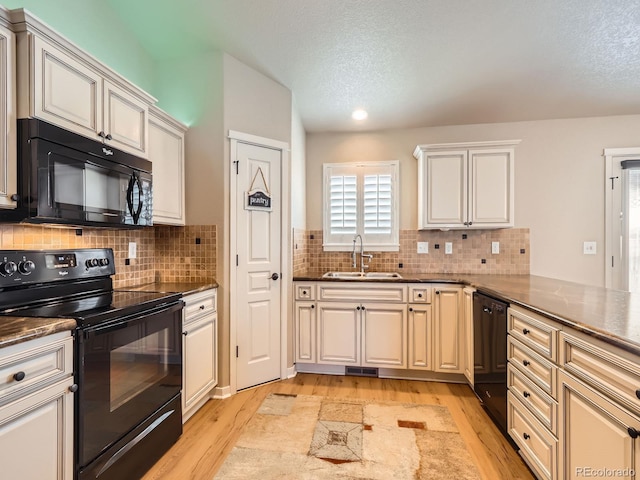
left=106, top=0, right=640, bottom=132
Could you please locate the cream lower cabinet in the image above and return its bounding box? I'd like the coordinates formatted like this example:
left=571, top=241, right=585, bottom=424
left=408, top=304, right=432, bottom=370
left=182, top=289, right=217, bottom=422
left=0, top=331, right=74, bottom=480
left=558, top=370, right=640, bottom=480
left=14, top=15, right=153, bottom=158
left=317, top=302, right=361, bottom=365
left=295, top=302, right=316, bottom=363
left=433, top=285, right=463, bottom=373
left=0, top=15, right=16, bottom=209
left=149, top=106, right=187, bottom=225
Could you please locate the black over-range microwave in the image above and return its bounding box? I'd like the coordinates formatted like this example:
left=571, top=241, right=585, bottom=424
left=1, top=118, right=152, bottom=228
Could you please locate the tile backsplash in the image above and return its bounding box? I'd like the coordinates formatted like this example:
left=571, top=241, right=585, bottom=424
left=294, top=228, right=530, bottom=276
left=0, top=224, right=217, bottom=288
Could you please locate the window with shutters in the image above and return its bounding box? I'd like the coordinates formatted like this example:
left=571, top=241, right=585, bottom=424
left=322, top=161, right=399, bottom=251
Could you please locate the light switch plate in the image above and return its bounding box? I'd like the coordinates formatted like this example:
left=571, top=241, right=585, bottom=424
left=445, top=242, right=453, bottom=254
left=128, top=242, right=137, bottom=259
left=417, top=242, right=429, bottom=254
left=583, top=241, right=597, bottom=255
left=492, top=241, right=500, bottom=254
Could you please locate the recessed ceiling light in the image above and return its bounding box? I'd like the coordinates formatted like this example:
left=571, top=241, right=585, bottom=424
left=352, top=109, right=368, bottom=121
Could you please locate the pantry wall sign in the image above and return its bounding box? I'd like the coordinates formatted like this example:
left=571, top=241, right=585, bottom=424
left=245, top=167, right=272, bottom=211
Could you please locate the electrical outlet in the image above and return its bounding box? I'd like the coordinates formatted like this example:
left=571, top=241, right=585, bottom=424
left=417, top=242, right=429, bottom=254
left=583, top=241, right=597, bottom=255
left=445, top=242, right=453, bottom=254
left=492, top=241, right=500, bottom=254
left=128, top=242, right=137, bottom=259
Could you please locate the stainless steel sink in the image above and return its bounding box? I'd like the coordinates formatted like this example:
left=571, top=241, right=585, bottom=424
left=322, top=271, right=402, bottom=279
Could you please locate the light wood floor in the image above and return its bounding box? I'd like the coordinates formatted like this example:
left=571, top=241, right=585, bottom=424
left=142, top=374, right=535, bottom=479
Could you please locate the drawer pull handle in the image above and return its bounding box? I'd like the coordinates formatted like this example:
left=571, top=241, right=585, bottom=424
left=523, top=433, right=530, bottom=440
left=199, top=305, right=205, bottom=310
left=522, top=328, right=530, bottom=335
left=13, top=371, right=26, bottom=382
left=523, top=391, right=531, bottom=398
left=628, top=427, right=639, bottom=439
left=523, top=360, right=531, bottom=367
left=69, top=384, right=78, bottom=393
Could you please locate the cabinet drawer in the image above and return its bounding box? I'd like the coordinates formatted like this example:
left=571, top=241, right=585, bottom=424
left=560, top=331, right=640, bottom=416
left=508, top=363, right=557, bottom=435
left=409, top=285, right=431, bottom=303
left=508, top=391, right=557, bottom=480
left=508, top=336, right=557, bottom=397
left=0, top=332, right=73, bottom=404
left=318, top=283, right=407, bottom=303
left=183, top=289, right=216, bottom=321
left=508, top=306, right=559, bottom=361
left=295, top=284, right=315, bottom=301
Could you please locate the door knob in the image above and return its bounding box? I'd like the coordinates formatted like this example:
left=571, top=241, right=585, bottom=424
left=271, top=273, right=279, bottom=280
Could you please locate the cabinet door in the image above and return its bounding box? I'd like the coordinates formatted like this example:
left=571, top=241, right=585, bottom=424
left=463, top=287, right=475, bottom=385
left=149, top=113, right=185, bottom=225
left=295, top=302, right=316, bottom=363
left=0, top=377, right=74, bottom=480
left=408, top=304, right=432, bottom=370
left=32, top=36, right=102, bottom=141
left=183, top=314, right=217, bottom=412
left=361, top=303, right=407, bottom=368
left=559, top=371, right=640, bottom=480
left=317, top=302, right=360, bottom=365
left=468, top=148, right=514, bottom=227
left=0, top=23, right=16, bottom=209
left=103, top=79, right=148, bottom=158
left=433, top=285, right=463, bottom=373
left=420, top=150, right=467, bottom=228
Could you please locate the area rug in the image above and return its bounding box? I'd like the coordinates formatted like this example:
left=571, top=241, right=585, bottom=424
left=214, top=393, right=481, bottom=479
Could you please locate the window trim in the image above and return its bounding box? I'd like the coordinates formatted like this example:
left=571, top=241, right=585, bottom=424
left=322, top=161, right=400, bottom=252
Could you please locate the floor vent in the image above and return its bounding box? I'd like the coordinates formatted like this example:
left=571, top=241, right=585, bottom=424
left=345, top=366, right=379, bottom=377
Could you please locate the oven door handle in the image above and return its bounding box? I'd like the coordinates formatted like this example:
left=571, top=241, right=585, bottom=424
left=96, top=409, right=176, bottom=478
left=82, top=301, right=183, bottom=338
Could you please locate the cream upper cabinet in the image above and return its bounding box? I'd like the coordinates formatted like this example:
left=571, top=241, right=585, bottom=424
left=414, top=140, right=520, bottom=229
left=0, top=15, right=16, bottom=209
left=12, top=10, right=155, bottom=158
left=433, top=284, right=463, bottom=373
left=149, top=106, right=187, bottom=225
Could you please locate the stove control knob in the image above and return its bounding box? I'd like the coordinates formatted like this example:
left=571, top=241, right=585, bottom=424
left=18, top=260, right=35, bottom=275
left=85, top=258, right=100, bottom=268
left=99, top=258, right=110, bottom=266
left=0, top=261, right=17, bottom=276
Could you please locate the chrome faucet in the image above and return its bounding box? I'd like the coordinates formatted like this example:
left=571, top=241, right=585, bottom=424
left=352, top=234, right=373, bottom=273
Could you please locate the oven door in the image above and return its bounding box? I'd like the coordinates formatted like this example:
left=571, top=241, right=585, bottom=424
left=30, top=138, right=152, bottom=227
left=76, top=302, right=182, bottom=468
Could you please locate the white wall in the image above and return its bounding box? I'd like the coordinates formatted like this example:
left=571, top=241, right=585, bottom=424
left=306, top=115, right=640, bottom=287
left=291, top=97, right=306, bottom=229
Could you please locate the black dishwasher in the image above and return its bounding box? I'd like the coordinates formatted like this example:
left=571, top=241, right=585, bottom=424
left=473, top=291, right=508, bottom=433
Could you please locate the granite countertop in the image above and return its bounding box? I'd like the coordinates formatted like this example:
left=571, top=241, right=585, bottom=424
left=294, top=272, right=640, bottom=356
left=121, top=280, right=218, bottom=296
left=0, top=317, right=76, bottom=349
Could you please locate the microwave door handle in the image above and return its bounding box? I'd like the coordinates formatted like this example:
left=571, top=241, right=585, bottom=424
left=126, top=174, right=135, bottom=218
left=131, top=173, right=143, bottom=224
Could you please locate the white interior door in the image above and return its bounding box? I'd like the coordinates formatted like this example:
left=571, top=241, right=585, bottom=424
left=235, top=142, right=282, bottom=390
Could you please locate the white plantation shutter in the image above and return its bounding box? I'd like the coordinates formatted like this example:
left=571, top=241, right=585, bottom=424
left=323, top=162, right=399, bottom=251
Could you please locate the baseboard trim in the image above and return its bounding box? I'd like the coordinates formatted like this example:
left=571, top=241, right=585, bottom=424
left=212, top=385, right=232, bottom=399
left=295, top=363, right=346, bottom=375
left=287, top=366, right=296, bottom=379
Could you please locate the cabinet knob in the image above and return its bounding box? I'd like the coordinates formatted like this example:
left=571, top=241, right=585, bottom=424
left=468, top=222, right=473, bottom=226
left=522, top=328, right=530, bottom=335
left=199, top=305, right=205, bottom=310
left=98, top=131, right=106, bottom=139
left=13, top=371, right=26, bottom=382
left=69, top=384, right=78, bottom=393
left=628, top=427, right=639, bottom=439
left=635, top=389, right=640, bottom=400
left=523, top=360, right=531, bottom=367
left=409, top=307, right=414, bottom=312
left=182, top=331, right=188, bottom=336
left=361, top=306, right=366, bottom=310
left=435, top=291, right=440, bottom=295
left=311, top=305, right=315, bottom=309
left=356, top=306, right=361, bottom=310
left=523, top=433, right=530, bottom=440
left=105, top=133, right=113, bottom=141
left=418, top=293, right=423, bottom=298
left=463, top=222, right=469, bottom=226
left=523, top=391, right=531, bottom=398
